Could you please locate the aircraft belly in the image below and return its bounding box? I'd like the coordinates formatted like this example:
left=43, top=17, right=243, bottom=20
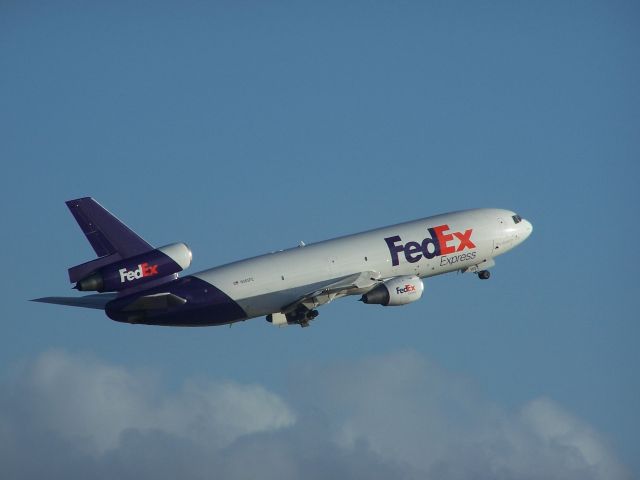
left=106, top=276, right=248, bottom=326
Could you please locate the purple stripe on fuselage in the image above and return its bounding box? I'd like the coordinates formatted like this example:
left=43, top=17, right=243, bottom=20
left=105, top=276, right=247, bottom=326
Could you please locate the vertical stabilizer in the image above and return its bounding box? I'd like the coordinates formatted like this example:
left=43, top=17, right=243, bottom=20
left=66, top=197, right=153, bottom=283
left=66, top=197, right=152, bottom=257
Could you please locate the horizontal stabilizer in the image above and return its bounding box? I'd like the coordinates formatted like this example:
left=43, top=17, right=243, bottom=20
left=31, top=294, right=117, bottom=310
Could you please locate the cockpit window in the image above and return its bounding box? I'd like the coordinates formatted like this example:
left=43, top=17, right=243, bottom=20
left=512, top=215, right=522, bottom=224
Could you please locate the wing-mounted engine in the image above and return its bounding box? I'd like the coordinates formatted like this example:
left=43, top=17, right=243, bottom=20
left=74, top=243, right=192, bottom=292
left=360, top=275, right=424, bottom=306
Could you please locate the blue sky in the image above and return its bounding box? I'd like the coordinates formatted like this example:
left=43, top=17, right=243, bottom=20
left=1, top=1, right=638, bottom=478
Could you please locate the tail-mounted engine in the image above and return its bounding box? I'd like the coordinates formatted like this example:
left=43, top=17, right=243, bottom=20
left=74, top=243, right=192, bottom=292
left=360, top=275, right=424, bottom=306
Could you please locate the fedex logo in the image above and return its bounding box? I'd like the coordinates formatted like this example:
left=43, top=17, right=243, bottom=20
left=396, top=284, right=417, bottom=294
left=119, top=262, right=159, bottom=283
left=385, top=224, right=475, bottom=266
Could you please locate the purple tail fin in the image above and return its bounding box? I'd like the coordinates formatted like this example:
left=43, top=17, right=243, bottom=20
left=66, top=197, right=153, bottom=283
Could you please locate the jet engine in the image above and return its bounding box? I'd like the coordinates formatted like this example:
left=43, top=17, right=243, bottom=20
left=75, top=242, right=192, bottom=292
left=360, top=275, right=424, bottom=306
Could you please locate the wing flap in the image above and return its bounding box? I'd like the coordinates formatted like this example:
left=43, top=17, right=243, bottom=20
left=282, top=270, right=382, bottom=313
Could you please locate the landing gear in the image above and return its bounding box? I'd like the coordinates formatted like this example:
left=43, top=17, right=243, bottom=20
left=478, top=270, right=491, bottom=280
left=287, top=307, right=319, bottom=327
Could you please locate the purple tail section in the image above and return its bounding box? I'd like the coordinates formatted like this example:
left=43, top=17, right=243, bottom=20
left=66, top=198, right=152, bottom=257
left=66, top=197, right=153, bottom=283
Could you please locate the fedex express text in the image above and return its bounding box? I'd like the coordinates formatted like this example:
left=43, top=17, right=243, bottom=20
left=385, top=224, right=477, bottom=267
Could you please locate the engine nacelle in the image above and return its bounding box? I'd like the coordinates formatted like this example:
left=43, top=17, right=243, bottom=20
left=75, top=243, right=192, bottom=292
left=361, top=276, right=424, bottom=306
left=266, top=312, right=289, bottom=327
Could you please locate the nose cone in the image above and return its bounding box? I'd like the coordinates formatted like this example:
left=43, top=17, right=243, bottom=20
left=520, top=219, right=533, bottom=241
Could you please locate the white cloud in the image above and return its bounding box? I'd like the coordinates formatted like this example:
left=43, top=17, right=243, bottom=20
left=0, top=349, right=632, bottom=480
left=290, top=350, right=631, bottom=480
left=520, top=398, right=627, bottom=479
left=5, top=350, right=294, bottom=454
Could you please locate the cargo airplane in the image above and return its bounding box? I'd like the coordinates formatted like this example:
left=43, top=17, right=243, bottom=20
left=33, top=198, right=533, bottom=327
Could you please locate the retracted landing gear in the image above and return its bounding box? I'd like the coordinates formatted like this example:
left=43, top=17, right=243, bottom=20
left=478, top=270, right=491, bottom=280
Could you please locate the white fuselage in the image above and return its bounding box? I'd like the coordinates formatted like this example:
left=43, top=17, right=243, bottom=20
left=193, top=208, right=533, bottom=319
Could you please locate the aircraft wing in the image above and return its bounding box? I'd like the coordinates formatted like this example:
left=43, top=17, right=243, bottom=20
left=31, top=293, right=117, bottom=310
left=282, top=270, right=382, bottom=313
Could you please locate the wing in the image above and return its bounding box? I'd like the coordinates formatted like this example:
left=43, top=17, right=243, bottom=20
left=277, top=270, right=382, bottom=326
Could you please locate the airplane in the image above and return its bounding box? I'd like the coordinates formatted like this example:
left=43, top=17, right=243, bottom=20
left=32, top=197, right=533, bottom=327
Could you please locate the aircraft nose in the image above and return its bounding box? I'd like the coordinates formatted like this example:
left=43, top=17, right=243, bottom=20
left=521, top=219, right=533, bottom=240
